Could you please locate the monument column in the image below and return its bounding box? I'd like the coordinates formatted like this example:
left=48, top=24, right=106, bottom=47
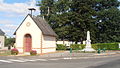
left=81, top=31, right=95, bottom=51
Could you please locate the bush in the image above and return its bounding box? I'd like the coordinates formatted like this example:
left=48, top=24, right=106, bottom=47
left=70, top=43, right=119, bottom=50
left=11, top=48, right=19, bottom=55
left=56, top=44, right=67, bottom=50
left=92, top=44, right=98, bottom=50
left=30, top=50, right=37, bottom=55
left=70, top=44, right=86, bottom=50
left=92, top=43, right=119, bottom=50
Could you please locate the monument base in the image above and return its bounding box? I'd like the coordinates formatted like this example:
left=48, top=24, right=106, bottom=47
left=81, top=47, right=96, bottom=52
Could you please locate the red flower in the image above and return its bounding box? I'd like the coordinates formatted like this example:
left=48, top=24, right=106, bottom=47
left=11, top=48, right=19, bottom=55
left=30, top=50, right=37, bottom=55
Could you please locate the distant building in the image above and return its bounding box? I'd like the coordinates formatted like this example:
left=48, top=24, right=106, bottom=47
left=56, top=41, right=81, bottom=47
left=0, top=29, right=5, bottom=49
left=14, top=14, right=57, bottom=54
left=56, top=41, right=71, bottom=46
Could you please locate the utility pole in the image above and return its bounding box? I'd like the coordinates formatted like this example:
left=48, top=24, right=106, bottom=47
left=28, top=8, right=36, bottom=16
left=43, top=7, right=49, bottom=20
left=47, top=6, right=50, bottom=16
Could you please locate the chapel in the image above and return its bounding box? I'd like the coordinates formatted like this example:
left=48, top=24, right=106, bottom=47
left=14, top=14, right=57, bottom=54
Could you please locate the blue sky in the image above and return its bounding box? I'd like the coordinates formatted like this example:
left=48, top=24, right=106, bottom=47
left=0, top=0, right=40, bottom=37
left=1, top=0, right=120, bottom=38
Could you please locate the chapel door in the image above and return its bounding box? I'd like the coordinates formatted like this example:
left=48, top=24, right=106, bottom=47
left=24, top=34, right=32, bottom=52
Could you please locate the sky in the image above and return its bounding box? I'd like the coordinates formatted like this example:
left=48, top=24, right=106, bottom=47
left=0, top=0, right=40, bottom=37
left=0, top=0, right=120, bottom=38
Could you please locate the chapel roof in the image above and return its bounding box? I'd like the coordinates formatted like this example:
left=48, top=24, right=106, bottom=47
left=31, top=14, right=57, bottom=37
left=0, top=29, right=5, bottom=36
left=14, top=14, right=57, bottom=37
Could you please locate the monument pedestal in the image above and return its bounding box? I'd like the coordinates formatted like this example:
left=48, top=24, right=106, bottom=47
left=81, top=46, right=95, bottom=51
left=81, top=31, right=95, bottom=52
left=81, top=40, right=95, bottom=51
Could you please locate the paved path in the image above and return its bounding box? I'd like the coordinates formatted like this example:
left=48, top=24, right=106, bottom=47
left=87, top=58, right=120, bottom=68
left=16, top=51, right=120, bottom=58
left=0, top=58, right=63, bottom=64
left=0, top=53, right=120, bottom=65
left=0, top=50, right=120, bottom=65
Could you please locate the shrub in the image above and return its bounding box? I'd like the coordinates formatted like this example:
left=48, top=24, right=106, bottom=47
left=70, top=44, right=86, bottom=50
left=70, top=43, right=119, bottom=50
left=92, top=44, right=98, bottom=50
left=92, top=43, right=119, bottom=50
left=56, top=44, right=67, bottom=50
left=11, top=48, right=19, bottom=55
left=30, top=50, right=37, bottom=55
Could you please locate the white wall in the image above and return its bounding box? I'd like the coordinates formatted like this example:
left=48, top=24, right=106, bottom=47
left=56, top=41, right=71, bottom=46
left=42, top=36, right=56, bottom=53
left=0, top=36, right=5, bottom=49
left=56, top=41, right=82, bottom=46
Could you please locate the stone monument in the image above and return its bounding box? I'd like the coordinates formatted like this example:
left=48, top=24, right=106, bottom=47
left=81, top=31, right=95, bottom=51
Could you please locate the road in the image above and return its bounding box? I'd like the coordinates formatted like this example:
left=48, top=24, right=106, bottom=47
left=0, top=55, right=120, bottom=68
left=87, top=58, right=120, bottom=68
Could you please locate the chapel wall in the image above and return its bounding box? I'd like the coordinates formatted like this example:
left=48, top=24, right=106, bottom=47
left=0, top=36, right=5, bottom=49
left=42, top=35, right=56, bottom=53
left=16, top=15, right=42, bottom=54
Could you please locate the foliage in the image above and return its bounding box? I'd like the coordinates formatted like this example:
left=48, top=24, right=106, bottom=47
left=92, top=43, right=119, bottom=50
left=70, top=43, right=119, bottom=50
left=11, top=48, right=19, bottom=55
left=95, top=7, right=120, bottom=43
left=37, top=0, right=120, bottom=43
left=5, top=37, right=15, bottom=47
left=56, top=44, right=67, bottom=50
left=69, top=0, right=97, bottom=43
left=30, top=50, right=37, bottom=56
left=70, top=44, right=85, bottom=50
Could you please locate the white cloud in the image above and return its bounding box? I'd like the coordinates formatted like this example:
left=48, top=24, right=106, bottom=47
left=4, top=24, right=17, bottom=29
left=0, top=24, right=18, bottom=37
left=0, top=20, right=13, bottom=24
left=0, top=24, right=18, bottom=32
left=0, top=0, right=39, bottom=16
left=3, top=29, right=11, bottom=33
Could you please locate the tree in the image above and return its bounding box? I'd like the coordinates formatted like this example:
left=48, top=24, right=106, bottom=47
left=96, top=7, right=120, bottom=43
left=69, top=0, right=97, bottom=43
left=5, top=37, right=15, bottom=47
left=94, top=0, right=120, bottom=43
left=37, top=0, right=120, bottom=43
left=37, top=0, right=71, bottom=41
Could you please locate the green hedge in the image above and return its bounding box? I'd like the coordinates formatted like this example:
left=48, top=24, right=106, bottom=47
left=70, top=43, right=119, bottom=50
left=70, top=44, right=86, bottom=50
left=56, top=44, right=67, bottom=50
left=92, top=43, right=119, bottom=50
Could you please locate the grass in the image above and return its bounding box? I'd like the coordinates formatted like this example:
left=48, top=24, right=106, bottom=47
left=0, top=50, right=11, bottom=56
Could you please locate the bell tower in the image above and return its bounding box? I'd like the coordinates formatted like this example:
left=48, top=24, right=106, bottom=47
left=28, top=8, right=36, bottom=16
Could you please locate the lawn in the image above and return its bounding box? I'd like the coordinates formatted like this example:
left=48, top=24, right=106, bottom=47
left=0, top=50, right=11, bottom=56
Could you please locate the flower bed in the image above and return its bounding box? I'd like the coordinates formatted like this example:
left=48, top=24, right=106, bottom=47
left=11, top=48, right=19, bottom=55
left=30, top=50, right=37, bottom=56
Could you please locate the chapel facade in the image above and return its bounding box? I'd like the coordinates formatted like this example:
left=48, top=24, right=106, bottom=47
left=14, top=14, right=57, bottom=54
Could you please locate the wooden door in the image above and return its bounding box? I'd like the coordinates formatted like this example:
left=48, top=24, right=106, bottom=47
left=24, top=34, right=32, bottom=52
